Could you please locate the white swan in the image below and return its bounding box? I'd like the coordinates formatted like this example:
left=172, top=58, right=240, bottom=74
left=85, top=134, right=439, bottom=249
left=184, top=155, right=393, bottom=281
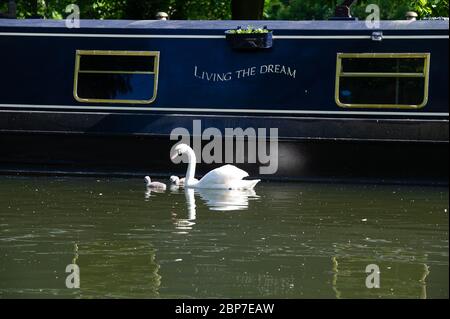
left=170, top=144, right=260, bottom=190
left=144, top=176, right=167, bottom=191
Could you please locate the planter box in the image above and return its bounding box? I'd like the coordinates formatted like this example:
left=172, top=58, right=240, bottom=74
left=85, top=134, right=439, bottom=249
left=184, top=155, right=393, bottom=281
left=225, top=31, right=273, bottom=50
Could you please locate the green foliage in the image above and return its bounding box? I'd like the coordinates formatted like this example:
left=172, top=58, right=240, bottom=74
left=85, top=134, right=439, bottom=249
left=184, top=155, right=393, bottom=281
left=8, top=0, right=449, bottom=20
left=350, top=0, right=411, bottom=20
left=410, top=0, right=449, bottom=18
left=264, top=0, right=335, bottom=20
left=168, top=0, right=231, bottom=20
left=11, top=0, right=230, bottom=20
left=14, top=0, right=126, bottom=19
left=263, top=0, right=448, bottom=20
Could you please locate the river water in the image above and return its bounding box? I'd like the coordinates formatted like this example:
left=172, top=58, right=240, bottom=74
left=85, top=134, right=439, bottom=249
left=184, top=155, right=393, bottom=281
left=0, top=175, right=448, bottom=298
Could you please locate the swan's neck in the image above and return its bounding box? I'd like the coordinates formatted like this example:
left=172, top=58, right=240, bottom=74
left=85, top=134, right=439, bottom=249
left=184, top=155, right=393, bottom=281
left=185, top=147, right=197, bottom=183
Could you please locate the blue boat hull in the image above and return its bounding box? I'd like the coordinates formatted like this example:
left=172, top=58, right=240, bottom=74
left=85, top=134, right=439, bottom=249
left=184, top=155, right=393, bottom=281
left=0, top=20, right=448, bottom=182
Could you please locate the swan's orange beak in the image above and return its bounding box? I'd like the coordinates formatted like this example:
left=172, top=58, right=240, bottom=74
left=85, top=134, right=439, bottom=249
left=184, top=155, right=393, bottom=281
left=170, top=152, right=178, bottom=161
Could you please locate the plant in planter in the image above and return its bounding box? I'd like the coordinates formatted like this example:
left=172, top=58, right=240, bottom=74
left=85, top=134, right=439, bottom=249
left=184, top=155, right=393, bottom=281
left=225, top=25, right=273, bottom=50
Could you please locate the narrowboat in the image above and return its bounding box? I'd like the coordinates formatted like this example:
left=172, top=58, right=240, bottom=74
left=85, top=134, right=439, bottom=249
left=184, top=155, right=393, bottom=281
left=0, top=18, right=448, bottom=183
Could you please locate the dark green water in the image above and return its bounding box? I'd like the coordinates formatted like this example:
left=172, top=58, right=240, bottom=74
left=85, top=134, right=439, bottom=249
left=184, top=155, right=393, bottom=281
left=0, top=175, right=448, bottom=299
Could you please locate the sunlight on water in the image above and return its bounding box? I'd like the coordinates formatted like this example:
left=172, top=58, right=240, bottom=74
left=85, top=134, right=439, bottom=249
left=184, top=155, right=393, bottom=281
left=0, top=176, right=448, bottom=298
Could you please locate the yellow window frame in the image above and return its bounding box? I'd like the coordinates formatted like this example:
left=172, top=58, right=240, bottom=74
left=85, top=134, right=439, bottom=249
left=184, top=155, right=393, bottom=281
left=335, top=53, right=431, bottom=109
left=73, top=50, right=160, bottom=104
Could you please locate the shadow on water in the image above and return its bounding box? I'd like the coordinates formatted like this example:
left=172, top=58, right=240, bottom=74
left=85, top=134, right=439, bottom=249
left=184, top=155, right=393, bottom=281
left=0, top=176, right=448, bottom=298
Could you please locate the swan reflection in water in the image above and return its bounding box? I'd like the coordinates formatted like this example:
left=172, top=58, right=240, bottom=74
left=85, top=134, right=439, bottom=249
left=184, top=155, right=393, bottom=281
left=172, top=188, right=197, bottom=232
left=169, top=186, right=259, bottom=232
left=195, top=188, right=259, bottom=211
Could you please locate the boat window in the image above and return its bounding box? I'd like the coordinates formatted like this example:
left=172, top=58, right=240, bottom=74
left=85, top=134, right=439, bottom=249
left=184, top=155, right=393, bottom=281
left=74, top=50, right=159, bottom=104
left=335, top=53, right=430, bottom=109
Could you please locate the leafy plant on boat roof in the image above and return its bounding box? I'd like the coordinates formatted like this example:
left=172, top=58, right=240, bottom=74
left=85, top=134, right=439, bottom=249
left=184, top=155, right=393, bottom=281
left=225, top=25, right=273, bottom=50
left=226, top=25, right=271, bottom=34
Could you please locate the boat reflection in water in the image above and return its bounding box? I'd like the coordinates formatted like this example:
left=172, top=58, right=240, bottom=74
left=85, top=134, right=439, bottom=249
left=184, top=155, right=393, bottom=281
left=330, top=256, right=432, bottom=299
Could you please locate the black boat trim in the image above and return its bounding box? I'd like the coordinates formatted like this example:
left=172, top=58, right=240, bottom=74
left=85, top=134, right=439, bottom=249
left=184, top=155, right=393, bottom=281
left=1, top=109, right=447, bottom=143
left=1, top=130, right=447, bottom=144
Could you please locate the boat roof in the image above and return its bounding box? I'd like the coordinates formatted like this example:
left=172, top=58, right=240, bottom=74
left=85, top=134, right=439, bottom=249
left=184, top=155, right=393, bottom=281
left=0, top=19, right=448, bottom=30
left=0, top=19, right=448, bottom=36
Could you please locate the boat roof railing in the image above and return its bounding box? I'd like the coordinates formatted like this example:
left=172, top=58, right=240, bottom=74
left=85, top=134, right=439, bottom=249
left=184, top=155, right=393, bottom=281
left=0, top=19, right=448, bottom=31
